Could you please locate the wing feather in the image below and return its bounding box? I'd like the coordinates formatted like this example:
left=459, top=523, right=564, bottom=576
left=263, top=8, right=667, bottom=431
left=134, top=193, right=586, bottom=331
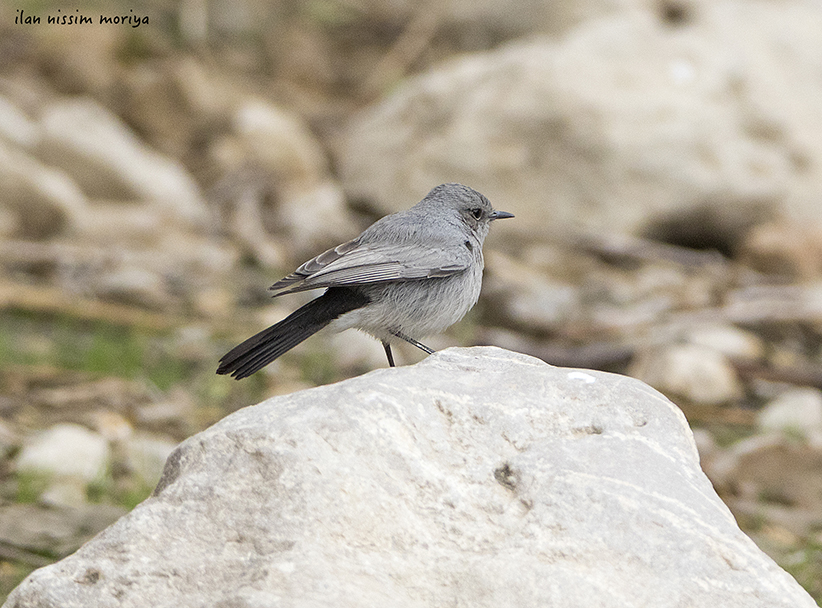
left=270, top=239, right=470, bottom=296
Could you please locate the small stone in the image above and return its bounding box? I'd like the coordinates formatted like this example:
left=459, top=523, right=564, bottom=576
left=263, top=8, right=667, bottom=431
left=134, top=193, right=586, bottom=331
left=39, top=478, right=88, bottom=509
left=95, top=265, right=167, bottom=309
left=738, top=220, right=822, bottom=279
left=16, top=424, right=109, bottom=485
left=705, top=434, right=822, bottom=539
left=757, top=387, right=822, bottom=438
left=88, top=411, right=133, bottom=444
left=631, top=343, right=742, bottom=406
left=124, top=433, right=178, bottom=488
left=685, top=324, right=765, bottom=361
left=691, top=427, right=719, bottom=468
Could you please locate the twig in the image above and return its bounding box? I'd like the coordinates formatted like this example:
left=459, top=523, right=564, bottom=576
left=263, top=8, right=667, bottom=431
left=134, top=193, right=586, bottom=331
left=0, top=281, right=179, bottom=331
left=731, top=358, right=822, bottom=390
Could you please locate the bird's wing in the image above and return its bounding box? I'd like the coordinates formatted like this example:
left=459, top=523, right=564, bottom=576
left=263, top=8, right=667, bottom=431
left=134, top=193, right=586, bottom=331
left=269, top=237, right=470, bottom=296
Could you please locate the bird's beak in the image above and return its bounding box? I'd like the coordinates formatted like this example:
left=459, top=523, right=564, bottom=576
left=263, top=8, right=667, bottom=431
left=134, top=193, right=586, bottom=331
left=490, top=210, right=515, bottom=221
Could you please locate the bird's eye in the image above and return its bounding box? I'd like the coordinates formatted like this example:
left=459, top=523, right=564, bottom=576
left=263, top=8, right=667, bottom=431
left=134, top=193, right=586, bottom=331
left=470, top=208, right=483, bottom=220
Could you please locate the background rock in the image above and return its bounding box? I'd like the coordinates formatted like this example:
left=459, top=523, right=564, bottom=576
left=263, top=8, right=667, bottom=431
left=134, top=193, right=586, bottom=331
left=16, top=423, right=109, bottom=485
left=4, top=348, right=814, bottom=608
left=738, top=219, right=822, bottom=279
left=630, top=343, right=742, bottom=406
left=706, top=433, right=822, bottom=540
left=14, top=423, right=111, bottom=509
left=336, top=3, right=822, bottom=237
left=757, top=387, right=822, bottom=440
left=683, top=323, right=764, bottom=361
left=0, top=93, right=39, bottom=148
left=212, top=99, right=358, bottom=261
left=0, top=504, right=126, bottom=564
left=0, top=139, right=87, bottom=239
left=35, top=98, right=208, bottom=227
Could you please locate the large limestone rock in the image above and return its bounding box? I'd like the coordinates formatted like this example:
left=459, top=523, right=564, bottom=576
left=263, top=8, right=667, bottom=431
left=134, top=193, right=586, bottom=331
left=4, top=348, right=814, bottom=607
left=336, top=2, right=822, bottom=237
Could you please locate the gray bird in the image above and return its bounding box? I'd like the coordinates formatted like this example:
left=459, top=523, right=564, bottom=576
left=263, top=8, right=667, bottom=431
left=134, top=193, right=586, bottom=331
left=217, top=183, right=513, bottom=379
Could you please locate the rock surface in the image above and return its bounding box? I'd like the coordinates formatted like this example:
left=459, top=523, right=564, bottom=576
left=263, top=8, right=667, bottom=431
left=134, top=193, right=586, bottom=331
left=4, top=347, right=813, bottom=608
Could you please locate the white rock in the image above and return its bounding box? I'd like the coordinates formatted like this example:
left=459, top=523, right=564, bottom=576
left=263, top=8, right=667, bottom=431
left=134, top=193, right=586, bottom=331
left=757, top=387, right=822, bottom=438
left=0, top=139, right=87, bottom=239
left=6, top=348, right=813, bottom=608
left=483, top=250, right=580, bottom=333
left=631, top=343, right=742, bottom=406
left=0, top=94, right=40, bottom=148
left=16, top=424, right=109, bottom=484
left=691, top=427, right=719, bottom=467
left=37, top=98, right=207, bottom=226
left=685, top=323, right=765, bottom=361
left=39, top=478, right=89, bottom=509
left=95, top=265, right=168, bottom=309
left=123, top=433, right=178, bottom=488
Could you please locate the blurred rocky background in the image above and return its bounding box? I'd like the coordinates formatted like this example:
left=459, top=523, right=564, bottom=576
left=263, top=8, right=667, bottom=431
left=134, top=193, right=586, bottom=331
left=0, top=0, right=821, bottom=602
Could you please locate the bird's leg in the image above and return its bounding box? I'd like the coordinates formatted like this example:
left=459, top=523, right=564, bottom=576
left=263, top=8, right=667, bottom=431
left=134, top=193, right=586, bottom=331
left=389, top=330, right=435, bottom=355
left=382, top=341, right=396, bottom=367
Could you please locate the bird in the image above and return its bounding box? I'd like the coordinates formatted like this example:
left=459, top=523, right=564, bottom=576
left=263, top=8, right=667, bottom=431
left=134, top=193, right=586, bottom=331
left=217, top=183, right=513, bottom=379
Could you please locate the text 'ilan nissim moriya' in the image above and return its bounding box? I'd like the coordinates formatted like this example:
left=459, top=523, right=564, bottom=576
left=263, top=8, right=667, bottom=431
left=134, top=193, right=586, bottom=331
left=15, top=8, right=148, bottom=27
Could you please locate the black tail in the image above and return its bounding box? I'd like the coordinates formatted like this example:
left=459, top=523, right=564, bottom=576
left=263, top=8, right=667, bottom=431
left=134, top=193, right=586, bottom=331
left=217, top=287, right=370, bottom=379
